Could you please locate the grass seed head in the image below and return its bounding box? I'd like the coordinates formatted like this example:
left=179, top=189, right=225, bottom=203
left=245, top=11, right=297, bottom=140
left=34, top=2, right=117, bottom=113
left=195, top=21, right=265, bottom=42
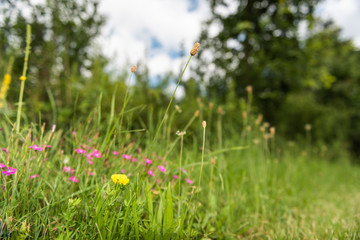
left=190, top=42, right=200, bottom=56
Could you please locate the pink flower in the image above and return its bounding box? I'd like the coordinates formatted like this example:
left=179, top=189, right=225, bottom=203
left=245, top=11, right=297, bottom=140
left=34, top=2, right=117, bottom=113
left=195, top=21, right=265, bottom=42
left=157, top=165, right=166, bottom=172
left=92, top=150, right=101, bottom=158
left=72, top=131, right=77, bottom=137
left=132, top=158, right=138, bottom=162
left=45, top=145, right=52, bottom=148
left=75, top=148, right=86, bottom=154
left=71, top=169, right=75, bottom=174
left=52, top=124, right=56, bottom=133
left=185, top=179, right=193, bottom=185
left=121, top=169, right=126, bottom=174
left=1, top=148, right=8, bottom=154
left=145, top=159, right=152, bottom=165
left=122, top=154, right=131, bottom=160
left=29, top=174, right=39, bottom=179
left=88, top=160, right=93, bottom=165
left=63, top=166, right=71, bottom=172
left=87, top=172, right=94, bottom=176
left=69, top=176, right=79, bottom=182
left=29, top=145, right=43, bottom=151
left=173, top=175, right=179, bottom=180
left=112, top=151, right=119, bottom=156
left=86, top=153, right=93, bottom=160
left=2, top=167, right=17, bottom=175
left=147, top=170, right=155, bottom=177
left=0, top=163, right=6, bottom=168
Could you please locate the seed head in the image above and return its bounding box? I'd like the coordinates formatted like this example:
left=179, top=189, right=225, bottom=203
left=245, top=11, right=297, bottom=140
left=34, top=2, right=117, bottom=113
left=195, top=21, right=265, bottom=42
left=246, top=85, right=253, bottom=94
left=217, top=106, right=225, bottom=115
left=190, top=42, right=200, bottom=56
left=305, top=124, right=312, bottom=131
left=131, top=65, right=137, bottom=73
left=242, top=111, right=247, bottom=119
left=194, top=110, right=200, bottom=117
left=270, top=127, right=276, bottom=135
left=202, top=121, right=207, bottom=128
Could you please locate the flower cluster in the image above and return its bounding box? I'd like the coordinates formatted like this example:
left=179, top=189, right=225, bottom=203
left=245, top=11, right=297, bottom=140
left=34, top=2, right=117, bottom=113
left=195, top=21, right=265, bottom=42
left=111, top=174, right=129, bottom=185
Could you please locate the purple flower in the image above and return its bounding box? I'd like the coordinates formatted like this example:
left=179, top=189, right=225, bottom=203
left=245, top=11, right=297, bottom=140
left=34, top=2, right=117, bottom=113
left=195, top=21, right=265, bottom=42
left=1, top=148, right=8, bottom=154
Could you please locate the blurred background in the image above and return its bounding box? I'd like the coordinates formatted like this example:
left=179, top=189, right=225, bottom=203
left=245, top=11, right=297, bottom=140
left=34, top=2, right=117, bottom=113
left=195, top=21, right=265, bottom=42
left=0, top=0, right=359, bottom=159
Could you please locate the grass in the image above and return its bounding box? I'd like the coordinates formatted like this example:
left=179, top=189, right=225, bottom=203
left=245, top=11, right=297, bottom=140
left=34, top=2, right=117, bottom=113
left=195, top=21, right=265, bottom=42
left=0, top=35, right=360, bottom=239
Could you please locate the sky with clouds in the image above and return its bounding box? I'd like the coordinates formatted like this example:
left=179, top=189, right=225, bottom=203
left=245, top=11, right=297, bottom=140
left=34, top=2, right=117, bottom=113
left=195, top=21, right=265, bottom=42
left=98, top=0, right=359, bottom=80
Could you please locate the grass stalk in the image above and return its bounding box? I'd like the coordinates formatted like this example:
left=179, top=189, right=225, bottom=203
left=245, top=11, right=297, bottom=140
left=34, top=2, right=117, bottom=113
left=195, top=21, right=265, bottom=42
left=148, top=55, right=192, bottom=155
left=198, top=121, right=206, bottom=188
left=16, top=25, right=31, bottom=133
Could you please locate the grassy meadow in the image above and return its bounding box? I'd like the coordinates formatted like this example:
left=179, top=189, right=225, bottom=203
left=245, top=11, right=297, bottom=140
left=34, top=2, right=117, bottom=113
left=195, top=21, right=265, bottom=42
left=1, top=27, right=360, bottom=240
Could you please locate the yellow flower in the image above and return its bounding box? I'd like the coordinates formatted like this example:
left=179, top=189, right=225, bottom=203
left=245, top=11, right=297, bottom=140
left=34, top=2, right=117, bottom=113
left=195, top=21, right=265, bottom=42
left=19, top=75, right=27, bottom=81
left=0, top=74, right=11, bottom=100
left=111, top=174, right=129, bottom=185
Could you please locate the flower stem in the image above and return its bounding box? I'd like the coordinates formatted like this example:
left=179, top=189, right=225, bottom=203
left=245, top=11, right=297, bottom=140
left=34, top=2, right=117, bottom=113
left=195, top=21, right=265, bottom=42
left=148, top=55, right=192, bottom=154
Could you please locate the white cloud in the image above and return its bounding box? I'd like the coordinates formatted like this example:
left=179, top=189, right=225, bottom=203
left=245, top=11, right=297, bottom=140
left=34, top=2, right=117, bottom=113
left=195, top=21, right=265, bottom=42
left=318, top=0, right=360, bottom=47
left=97, top=0, right=211, bottom=78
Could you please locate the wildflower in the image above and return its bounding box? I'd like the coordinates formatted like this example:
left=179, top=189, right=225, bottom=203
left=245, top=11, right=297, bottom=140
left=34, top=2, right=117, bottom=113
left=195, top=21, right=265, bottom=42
left=122, top=154, right=131, bottom=160
left=185, top=178, right=193, bottom=185
left=51, top=124, right=56, bottom=133
left=121, top=169, right=126, bottom=174
left=29, top=174, right=39, bottom=179
left=87, top=172, right=94, bottom=176
left=194, top=110, right=200, bottom=117
left=69, top=176, right=79, bottom=183
left=202, top=121, right=206, bottom=128
left=63, top=166, right=71, bottom=172
left=1, top=148, right=7, bottom=154
left=111, top=174, right=129, bottom=185
left=2, top=167, right=17, bottom=175
left=131, top=65, right=137, bottom=73
left=145, top=159, right=153, bottom=165
left=157, top=165, right=166, bottom=172
left=131, top=157, right=138, bottom=162
left=0, top=163, right=6, bottom=168
left=0, top=74, right=11, bottom=99
left=112, top=151, right=119, bottom=156
left=173, top=175, right=179, bottom=180
left=19, top=75, right=26, bottom=81
left=92, top=150, right=101, bottom=158
left=190, top=42, right=200, bottom=56
left=176, top=130, right=186, bottom=136
left=75, top=148, right=86, bottom=154
left=29, top=145, right=43, bottom=151
left=147, top=170, right=155, bottom=177
left=88, top=160, right=93, bottom=165
left=86, top=153, right=93, bottom=160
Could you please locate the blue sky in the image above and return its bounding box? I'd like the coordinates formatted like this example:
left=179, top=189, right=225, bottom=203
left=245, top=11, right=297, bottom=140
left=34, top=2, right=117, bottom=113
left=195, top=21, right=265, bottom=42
left=98, top=0, right=360, bottom=82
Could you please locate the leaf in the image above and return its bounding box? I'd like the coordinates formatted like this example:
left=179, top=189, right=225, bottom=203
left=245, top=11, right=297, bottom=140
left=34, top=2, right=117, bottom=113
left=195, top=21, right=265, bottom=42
left=132, top=200, right=140, bottom=240
left=164, top=183, right=173, bottom=238
left=145, top=180, right=154, bottom=221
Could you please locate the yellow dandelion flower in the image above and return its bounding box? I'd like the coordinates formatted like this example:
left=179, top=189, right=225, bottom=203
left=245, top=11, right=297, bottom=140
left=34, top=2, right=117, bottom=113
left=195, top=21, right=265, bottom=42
left=111, top=174, right=129, bottom=185
left=19, top=75, right=27, bottom=81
